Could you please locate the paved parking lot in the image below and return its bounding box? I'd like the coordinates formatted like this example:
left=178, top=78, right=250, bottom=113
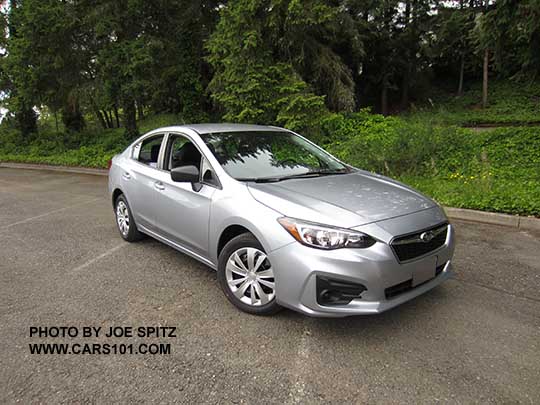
left=1, top=167, right=539, bottom=404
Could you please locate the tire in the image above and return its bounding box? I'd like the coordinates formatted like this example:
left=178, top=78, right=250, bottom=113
left=114, top=194, right=144, bottom=242
left=217, top=233, right=282, bottom=315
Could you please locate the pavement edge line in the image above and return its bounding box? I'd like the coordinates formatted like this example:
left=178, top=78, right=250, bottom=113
left=0, top=162, right=108, bottom=176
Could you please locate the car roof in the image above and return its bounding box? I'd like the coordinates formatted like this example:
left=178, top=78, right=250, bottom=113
left=159, top=123, right=289, bottom=135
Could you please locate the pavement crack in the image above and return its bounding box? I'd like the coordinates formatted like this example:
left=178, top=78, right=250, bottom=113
left=286, top=322, right=312, bottom=404
left=452, top=276, right=540, bottom=303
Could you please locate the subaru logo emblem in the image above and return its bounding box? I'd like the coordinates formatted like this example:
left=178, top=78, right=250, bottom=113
left=420, top=231, right=435, bottom=243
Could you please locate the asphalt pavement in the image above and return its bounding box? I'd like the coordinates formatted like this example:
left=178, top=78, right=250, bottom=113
left=1, top=168, right=539, bottom=404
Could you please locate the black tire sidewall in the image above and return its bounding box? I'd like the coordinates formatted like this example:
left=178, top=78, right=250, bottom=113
left=217, top=233, right=281, bottom=315
left=115, top=194, right=143, bottom=242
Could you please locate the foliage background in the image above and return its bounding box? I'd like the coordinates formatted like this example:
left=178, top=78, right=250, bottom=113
left=0, top=0, right=539, bottom=216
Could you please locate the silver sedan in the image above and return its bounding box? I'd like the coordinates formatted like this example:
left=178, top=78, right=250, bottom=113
left=109, top=124, right=455, bottom=317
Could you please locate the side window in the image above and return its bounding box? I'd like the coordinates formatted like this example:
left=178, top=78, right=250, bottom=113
left=166, top=135, right=202, bottom=171
left=137, top=135, right=164, bottom=168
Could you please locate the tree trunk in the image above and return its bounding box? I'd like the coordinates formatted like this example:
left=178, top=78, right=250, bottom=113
left=381, top=76, right=389, bottom=116
left=401, top=63, right=411, bottom=110
left=17, top=104, right=38, bottom=136
left=137, top=101, right=144, bottom=121
left=400, top=0, right=412, bottom=110
left=405, top=0, right=411, bottom=22
left=95, top=110, right=107, bottom=130
left=457, top=54, right=465, bottom=96
left=482, top=49, right=489, bottom=108
left=62, top=95, right=85, bottom=132
left=103, top=110, right=113, bottom=128
left=123, top=98, right=138, bottom=139
left=113, top=105, right=120, bottom=128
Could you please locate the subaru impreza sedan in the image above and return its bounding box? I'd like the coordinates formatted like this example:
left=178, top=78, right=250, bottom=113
left=109, top=124, right=454, bottom=317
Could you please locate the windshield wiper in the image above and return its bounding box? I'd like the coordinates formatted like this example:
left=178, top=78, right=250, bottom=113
left=302, top=169, right=350, bottom=176
left=236, top=177, right=282, bottom=183
left=237, top=169, right=349, bottom=183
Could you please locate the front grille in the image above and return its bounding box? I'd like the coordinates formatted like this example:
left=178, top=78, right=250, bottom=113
left=385, top=263, right=447, bottom=299
left=391, top=223, right=448, bottom=262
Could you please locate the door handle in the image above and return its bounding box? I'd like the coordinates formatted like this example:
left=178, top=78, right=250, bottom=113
left=154, top=181, right=165, bottom=191
left=122, top=172, right=131, bottom=180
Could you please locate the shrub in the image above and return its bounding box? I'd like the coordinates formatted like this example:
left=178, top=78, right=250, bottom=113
left=0, top=128, right=25, bottom=154
left=0, top=122, right=129, bottom=168
left=408, top=80, right=540, bottom=126
left=322, top=110, right=473, bottom=177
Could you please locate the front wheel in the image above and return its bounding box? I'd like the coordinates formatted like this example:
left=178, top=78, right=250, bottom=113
left=217, top=233, right=282, bottom=315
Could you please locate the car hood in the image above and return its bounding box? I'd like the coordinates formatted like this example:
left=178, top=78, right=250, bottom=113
left=247, top=171, right=436, bottom=228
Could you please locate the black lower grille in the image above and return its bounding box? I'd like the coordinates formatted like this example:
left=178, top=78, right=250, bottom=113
left=385, top=279, right=413, bottom=299
left=385, top=262, right=447, bottom=299
left=316, top=276, right=367, bottom=306
left=391, top=223, right=448, bottom=262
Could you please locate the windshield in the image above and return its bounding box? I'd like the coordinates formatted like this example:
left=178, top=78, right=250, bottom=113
left=200, top=131, right=348, bottom=181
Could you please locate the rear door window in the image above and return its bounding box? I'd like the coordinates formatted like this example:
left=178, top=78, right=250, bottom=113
left=137, top=135, right=165, bottom=168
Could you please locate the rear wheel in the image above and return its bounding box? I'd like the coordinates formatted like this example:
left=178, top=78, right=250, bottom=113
left=115, top=194, right=143, bottom=242
left=218, top=233, right=282, bottom=315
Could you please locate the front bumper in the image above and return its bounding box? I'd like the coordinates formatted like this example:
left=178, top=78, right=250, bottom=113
left=268, top=224, right=455, bottom=317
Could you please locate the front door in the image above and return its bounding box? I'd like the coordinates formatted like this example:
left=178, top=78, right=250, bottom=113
left=152, top=133, right=217, bottom=258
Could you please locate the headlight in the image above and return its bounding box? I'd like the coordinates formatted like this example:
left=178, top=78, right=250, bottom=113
left=277, top=217, right=376, bottom=250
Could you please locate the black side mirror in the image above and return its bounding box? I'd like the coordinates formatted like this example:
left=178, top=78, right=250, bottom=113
left=171, top=165, right=200, bottom=183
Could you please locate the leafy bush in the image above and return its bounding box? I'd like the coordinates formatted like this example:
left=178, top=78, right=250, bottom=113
left=0, top=128, right=24, bottom=154
left=408, top=80, right=540, bottom=126
left=322, top=110, right=474, bottom=177
left=138, top=114, right=185, bottom=133
left=0, top=124, right=129, bottom=168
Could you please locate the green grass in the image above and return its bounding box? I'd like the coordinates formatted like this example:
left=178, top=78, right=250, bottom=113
left=401, top=174, right=540, bottom=217
left=406, top=80, right=540, bottom=126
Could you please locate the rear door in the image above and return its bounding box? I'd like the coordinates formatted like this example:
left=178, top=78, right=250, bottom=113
left=121, top=134, right=165, bottom=231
